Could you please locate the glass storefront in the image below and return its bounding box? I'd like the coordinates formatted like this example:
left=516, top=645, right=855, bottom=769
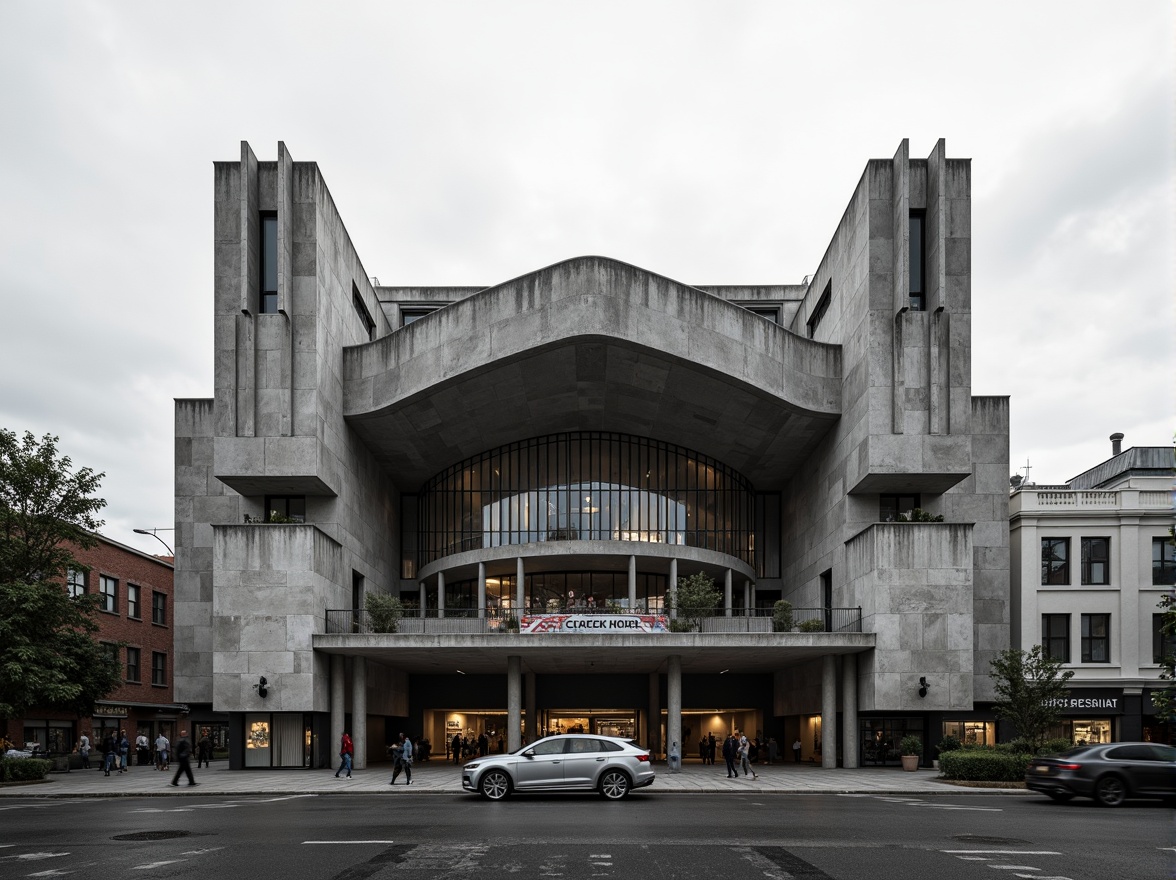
left=942, top=720, right=995, bottom=747
left=861, top=717, right=924, bottom=765
left=1047, top=718, right=1113, bottom=746
left=419, top=432, right=755, bottom=565
left=442, top=570, right=669, bottom=616
left=244, top=713, right=313, bottom=767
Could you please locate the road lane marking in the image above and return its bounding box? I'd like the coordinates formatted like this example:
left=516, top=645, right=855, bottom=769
left=300, top=840, right=396, bottom=846
left=258, top=794, right=317, bottom=802
left=987, top=867, right=1040, bottom=871
left=8, top=854, right=69, bottom=861
left=26, top=871, right=75, bottom=877
left=133, top=860, right=186, bottom=870
left=943, top=851, right=1061, bottom=856
left=180, top=848, right=224, bottom=855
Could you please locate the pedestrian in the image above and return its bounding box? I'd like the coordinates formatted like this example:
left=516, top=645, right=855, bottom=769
left=196, top=729, right=213, bottom=768
left=170, top=729, right=196, bottom=786
left=792, top=738, right=802, bottom=763
left=768, top=737, right=778, bottom=764
left=77, top=731, right=91, bottom=770
left=707, top=732, right=716, bottom=765
left=335, top=730, right=353, bottom=778
left=698, top=736, right=706, bottom=763
left=390, top=732, right=412, bottom=785
left=722, top=733, right=738, bottom=778
left=452, top=733, right=462, bottom=764
left=155, top=732, right=170, bottom=770
left=101, top=731, right=117, bottom=776
left=136, top=731, right=150, bottom=766
left=117, top=729, right=130, bottom=773
left=739, top=731, right=758, bottom=778
left=478, top=732, right=488, bottom=757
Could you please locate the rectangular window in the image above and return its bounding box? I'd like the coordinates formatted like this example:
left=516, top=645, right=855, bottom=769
left=101, top=641, right=119, bottom=665
left=66, top=568, right=86, bottom=598
left=880, top=493, right=921, bottom=522
left=400, top=307, right=437, bottom=327
left=260, top=212, right=278, bottom=313
left=352, top=283, right=376, bottom=341
left=1081, top=613, right=1110, bottom=663
left=99, top=575, right=118, bottom=613
left=806, top=282, right=832, bottom=339
left=126, top=646, right=140, bottom=683
left=264, top=495, right=306, bottom=523
left=1041, top=538, right=1070, bottom=585
left=152, top=591, right=167, bottom=626
left=1153, top=537, right=1176, bottom=586
left=151, top=652, right=167, bottom=687
left=1153, top=614, right=1175, bottom=665
left=909, top=211, right=925, bottom=311
left=127, top=584, right=141, bottom=619
left=1080, top=537, right=1110, bottom=585
left=744, top=305, right=780, bottom=324
left=1042, top=614, right=1070, bottom=663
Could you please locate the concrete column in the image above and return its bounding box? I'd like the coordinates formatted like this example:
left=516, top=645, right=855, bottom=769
left=841, top=653, right=858, bottom=769
left=330, top=654, right=344, bottom=773
left=437, top=571, right=446, bottom=619
left=648, top=672, right=661, bottom=758
left=418, top=582, right=426, bottom=618
left=525, top=671, right=537, bottom=743
left=507, top=656, right=522, bottom=752
left=477, top=562, right=487, bottom=619
left=628, top=555, right=637, bottom=609
left=668, top=558, right=678, bottom=619
left=667, top=655, right=682, bottom=767
left=352, top=656, right=367, bottom=769
left=516, top=557, right=525, bottom=616
left=821, top=654, right=838, bottom=769
left=744, top=580, right=752, bottom=617
left=724, top=569, right=733, bottom=617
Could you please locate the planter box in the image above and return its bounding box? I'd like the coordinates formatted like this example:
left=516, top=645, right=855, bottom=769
left=901, top=755, right=919, bottom=772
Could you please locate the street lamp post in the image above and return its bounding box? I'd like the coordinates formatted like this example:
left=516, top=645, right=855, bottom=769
left=133, top=528, right=174, bottom=556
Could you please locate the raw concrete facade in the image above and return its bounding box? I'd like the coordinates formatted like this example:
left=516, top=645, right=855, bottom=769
left=175, top=139, right=1009, bottom=770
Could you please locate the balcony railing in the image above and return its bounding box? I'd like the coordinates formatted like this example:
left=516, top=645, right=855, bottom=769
left=324, top=606, right=862, bottom=635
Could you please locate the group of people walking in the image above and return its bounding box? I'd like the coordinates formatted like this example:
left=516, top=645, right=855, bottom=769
left=720, top=731, right=758, bottom=778
left=75, top=728, right=211, bottom=783
left=334, top=731, right=415, bottom=784
left=449, top=731, right=499, bottom=763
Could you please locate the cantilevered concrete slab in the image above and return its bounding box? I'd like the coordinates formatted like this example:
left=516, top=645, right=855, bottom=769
left=312, top=632, right=876, bottom=675
left=343, top=256, right=841, bottom=488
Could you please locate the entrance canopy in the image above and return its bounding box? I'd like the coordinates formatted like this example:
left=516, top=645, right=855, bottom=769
left=313, top=632, right=875, bottom=675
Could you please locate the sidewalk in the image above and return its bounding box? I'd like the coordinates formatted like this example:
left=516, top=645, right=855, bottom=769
left=0, top=760, right=1026, bottom=798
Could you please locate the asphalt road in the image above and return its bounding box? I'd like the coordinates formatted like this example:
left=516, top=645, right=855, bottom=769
left=0, top=791, right=1171, bottom=880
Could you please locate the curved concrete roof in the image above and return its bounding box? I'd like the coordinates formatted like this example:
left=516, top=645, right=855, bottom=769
left=343, top=256, right=841, bottom=488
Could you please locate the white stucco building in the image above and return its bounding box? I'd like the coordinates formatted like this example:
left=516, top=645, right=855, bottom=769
left=1010, top=436, right=1174, bottom=745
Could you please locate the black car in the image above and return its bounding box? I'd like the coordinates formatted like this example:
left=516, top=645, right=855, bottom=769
left=1025, top=742, right=1176, bottom=806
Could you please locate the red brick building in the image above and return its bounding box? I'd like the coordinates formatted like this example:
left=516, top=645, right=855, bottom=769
left=4, top=534, right=183, bottom=761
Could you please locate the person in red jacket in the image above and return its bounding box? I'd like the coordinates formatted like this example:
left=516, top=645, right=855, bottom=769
left=335, top=731, right=353, bottom=778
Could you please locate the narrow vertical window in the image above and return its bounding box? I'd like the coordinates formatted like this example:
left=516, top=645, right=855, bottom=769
left=909, top=211, right=925, bottom=311
left=1042, top=614, right=1070, bottom=662
left=1041, top=538, right=1070, bottom=585
left=127, top=584, right=141, bottom=619
left=1153, top=537, right=1176, bottom=585
left=1081, top=614, right=1110, bottom=663
left=806, top=282, right=832, bottom=339
left=66, top=568, right=86, bottom=598
left=352, top=283, right=376, bottom=341
left=99, top=575, right=118, bottom=613
left=1153, top=613, right=1175, bottom=664
left=152, top=591, right=167, bottom=625
left=126, top=646, right=141, bottom=683
left=152, top=652, right=167, bottom=686
left=1080, top=537, right=1110, bottom=585
left=260, top=213, right=278, bottom=313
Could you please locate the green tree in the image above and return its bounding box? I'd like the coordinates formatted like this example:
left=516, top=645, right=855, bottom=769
left=989, top=645, right=1074, bottom=751
left=668, top=572, right=721, bottom=632
left=1149, top=527, right=1176, bottom=730
left=0, top=430, right=120, bottom=723
left=364, top=591, right=404, bottom=633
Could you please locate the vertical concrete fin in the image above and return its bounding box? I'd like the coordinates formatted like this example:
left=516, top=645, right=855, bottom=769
left=890, top=140, right=909, bottom=434
left=926, top=139, right=947, bottom=314
left=277, top=142, right=294, bottom=436
left=237, top=142, right=259, bottom=438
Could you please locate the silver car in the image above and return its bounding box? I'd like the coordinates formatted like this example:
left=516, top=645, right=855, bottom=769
left=462, top=734, right=655, bottom=800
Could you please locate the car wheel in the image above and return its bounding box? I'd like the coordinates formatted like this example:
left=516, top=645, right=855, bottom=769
left=1094, top=775, right=1126, bottom=807
left=599, top=769, right=631, bottom=800
left=1046, top=792, right=1073, bottom=803
left=479, top=769, right=511, bottom=801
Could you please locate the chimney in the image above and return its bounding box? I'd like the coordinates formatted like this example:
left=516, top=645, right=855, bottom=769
left=1110, top=432, right=1124, bottom=456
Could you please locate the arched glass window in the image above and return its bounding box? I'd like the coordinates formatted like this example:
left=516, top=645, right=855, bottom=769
left=419, top=433, right=754, bottom=566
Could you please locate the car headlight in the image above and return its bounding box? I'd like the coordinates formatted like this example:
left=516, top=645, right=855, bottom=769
left=464, top=762, right=480, bottom=770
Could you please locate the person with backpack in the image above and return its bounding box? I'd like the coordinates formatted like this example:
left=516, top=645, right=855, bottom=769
left=390, top=732, right=413, bottom=785
left=722, top=733, right=738, bottom=778
left=155, top=732, right=170, bottom=770
left=101, top=731, right=117, bottom=776
left=117, top=729, right=130, bottom=773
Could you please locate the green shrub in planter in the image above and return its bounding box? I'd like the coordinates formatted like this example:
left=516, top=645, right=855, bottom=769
left=1, top=757, right=52, bottom=782
left=939, top=749, right=1033, bottom=781
left=900, top=735, right=923, bottom=757
left=669, top=618, right=696, bottom=633
left=1037, top=738, right=1072, bottom=756
left=772, top=600, right=794, bottom=633
left=798, top=618, right=824, bottom=633
left=364, top=592, right=403, bottom=633
left=936, top=734, right=962, bottom=754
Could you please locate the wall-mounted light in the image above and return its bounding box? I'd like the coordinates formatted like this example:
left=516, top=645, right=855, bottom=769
left=918, top=676, right=929, bottom=699
left=254, top=676, right=268, bottom=698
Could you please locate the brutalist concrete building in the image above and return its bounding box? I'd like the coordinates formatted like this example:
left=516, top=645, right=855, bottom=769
left=175, top=139, right=1010, bottom=770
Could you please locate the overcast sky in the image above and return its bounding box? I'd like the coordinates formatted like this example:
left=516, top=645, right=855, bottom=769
left=1, top=1, right=1171, bottom=557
